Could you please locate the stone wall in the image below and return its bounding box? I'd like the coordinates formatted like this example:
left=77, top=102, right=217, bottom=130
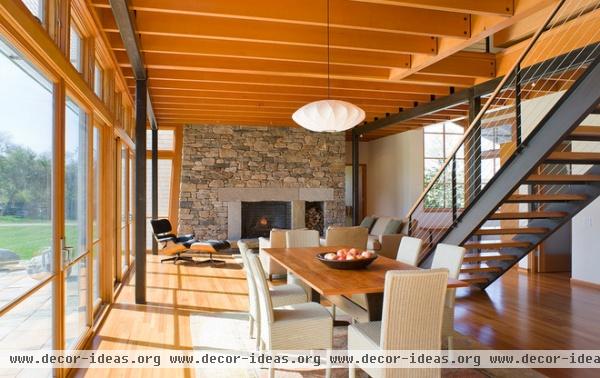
left=178, top=125, right=346, bottom=239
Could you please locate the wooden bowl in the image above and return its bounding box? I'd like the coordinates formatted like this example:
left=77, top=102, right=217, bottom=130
left=315, top=252, right=378, bottom=270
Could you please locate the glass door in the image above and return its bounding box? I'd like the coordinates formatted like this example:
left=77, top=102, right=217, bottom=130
left=63, top=98, right=90, bottom=350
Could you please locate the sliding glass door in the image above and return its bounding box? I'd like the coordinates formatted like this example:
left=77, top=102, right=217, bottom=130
left=64, top=98, right=90, bottom=349
left=0, top=35, right=54, bottom=377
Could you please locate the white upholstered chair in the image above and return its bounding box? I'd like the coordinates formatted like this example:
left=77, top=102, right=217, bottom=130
left=395, top=236, right=424, bottom=266
left=258, top=229, right=288, bottom=280
left=348, top=269, right=449, bottom=378
left=238, top=242, right=307, bottom=350
left=285, top=229, right=320, bottom=297
left=430, top=243, right=466, bottom=350
left=247, top=253, right=333, bottom=378
left=323, top=226, right=369, bottom=249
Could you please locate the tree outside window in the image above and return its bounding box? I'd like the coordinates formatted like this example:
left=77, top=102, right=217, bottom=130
left=423, top=122, right=465, bottom=209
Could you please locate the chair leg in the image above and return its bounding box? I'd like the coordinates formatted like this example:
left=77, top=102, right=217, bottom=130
left=325, top=349, right=332, bottom=378
left=349, top=362, right=356, bottom=378
left=331, top=304, right=336, bottom=320
left=195, top=252, right=226, bottom=265
left=248, top=315, right=254, bottom=338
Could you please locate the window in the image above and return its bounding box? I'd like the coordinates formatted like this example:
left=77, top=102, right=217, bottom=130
left=0, top=36, right=54, bottom=303
left=0, top=35, right=53, bottom=375
left=423, top=122, right=464, bottom=209
left=94, top=61, right=103, bottom=98
left=21, top=0, right=44, bottom=23
left=69, top=25, right=82, bottom=72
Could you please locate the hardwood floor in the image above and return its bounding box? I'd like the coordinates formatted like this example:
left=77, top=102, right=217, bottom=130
left=74, top=254, right=247, bottom=378
left=76, top=254, right=600, bottom=377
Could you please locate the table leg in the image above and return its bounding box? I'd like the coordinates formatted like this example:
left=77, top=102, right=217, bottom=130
left=366, top=293, right=384, bottom=321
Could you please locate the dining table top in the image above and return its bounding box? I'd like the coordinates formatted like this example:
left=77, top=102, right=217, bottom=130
left=262, top=246, right=468, bottom=296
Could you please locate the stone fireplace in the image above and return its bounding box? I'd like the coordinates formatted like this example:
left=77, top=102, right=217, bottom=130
left=178, top=125, right=345, bottom=240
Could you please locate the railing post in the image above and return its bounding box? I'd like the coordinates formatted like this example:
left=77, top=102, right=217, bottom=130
left=515, top=63, right=522, bottom=146
left=465, top=89, right=482, bottom=207
left=451, top=158, right=457, bottom=223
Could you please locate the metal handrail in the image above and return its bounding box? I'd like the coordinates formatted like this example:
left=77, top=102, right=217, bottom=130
left=405, top=0, right=567, bottom=220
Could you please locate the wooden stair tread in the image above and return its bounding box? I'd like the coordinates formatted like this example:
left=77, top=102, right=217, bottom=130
left=474, top=227, right=549, bottom=235
left=463, top=253, right=517, bottom=263
left=567, top=126, right=600, bottom=141
left=506, top=194, right=587, bottom=203
left=526, top=174, right=600, bottom=183
left=460, top=266, right=502, bottom=274
left=489, top=211, right=567, bottom=220
left=459, top=276, right=490, bottom=284
left=464, top=241, right=531, bottom=249
left=546, top=151, right=600, bottom=164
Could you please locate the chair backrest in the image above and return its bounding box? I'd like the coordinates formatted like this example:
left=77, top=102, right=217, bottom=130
left=247, top=253, right=275, bottom=328
left=380, top=269, right=448, bottom=351
left=238, top=242, right=258, bottom=320
left=396, top=236, right=423, bottom=266
left=285, top=229, right=320, bottom=248
left=269, top=229, right=289, bottom=248
left=325, top=226, right=368, bottom=249
left=430, top=243, right=466, bottom=279
left=150, top=218, right=172, bottom=235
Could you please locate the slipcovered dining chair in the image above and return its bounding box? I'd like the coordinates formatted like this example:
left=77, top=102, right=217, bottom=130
left=395, top=236, right=424, bottom=266
left=323, top=226, right=369, bottom=249
left=247, top=253, right=333, bottom=378
left=258, top=229, right=288, bottom=280
left=238, top=242, right=308, bottom=350
left=430, top=243, right=466, bottom=350
left=285, top=229, right=320, bottom=298
left=348, top=269, right=449, bottom=378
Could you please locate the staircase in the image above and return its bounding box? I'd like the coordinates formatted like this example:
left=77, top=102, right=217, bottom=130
left=407, top=0, right=600, bottom=289
left=458, top=126, right=600, bottom=287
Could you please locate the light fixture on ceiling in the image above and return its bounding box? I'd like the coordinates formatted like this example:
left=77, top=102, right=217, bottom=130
left=292, top=0, right=365, bottom=133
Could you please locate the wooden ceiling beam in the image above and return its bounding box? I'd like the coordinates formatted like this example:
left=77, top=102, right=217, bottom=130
left=115, top=50, right=391, bottom=80
left=91, top=0, right=470, bottom=38
left=123, top=68, right=452, bottom=94
left=145, top=92, right=419, bottom=108
left=400, top=73, right=475, bottom=87
left=390, top=0, right=558, bottom=81
left=349, top=0, right=515, bottom=16
left=107, top=33, right=411, bottom=70
left=128, top=79, right=433, bottom=102
left=97, top=8, right=438, bottom=54
left=420, top=52, right=496, bottom=78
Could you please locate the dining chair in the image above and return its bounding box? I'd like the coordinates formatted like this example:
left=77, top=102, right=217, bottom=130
left=395, top=236, right=423, bottom=266
left=247, top=252, right=333, bottom=378
left=285, top=229, right=320, bottom=297
left=430, top=243, right=466, bottom=350
left=348, top=269, right=449, bottom=378
left=323, top=226, right=369, bottom=249
left=258, top=229, right=288, bottom=280
left=238, top=242, right=308, bottom=350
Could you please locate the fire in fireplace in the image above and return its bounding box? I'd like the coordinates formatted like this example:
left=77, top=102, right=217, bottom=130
left=241, top=201, right=291, bottom=238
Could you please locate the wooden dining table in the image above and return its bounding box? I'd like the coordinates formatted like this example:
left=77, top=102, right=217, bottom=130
left=262, top=246, right=468, bottom=321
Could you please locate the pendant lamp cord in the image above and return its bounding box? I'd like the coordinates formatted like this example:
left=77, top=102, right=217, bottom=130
left=327, top=0, right=331, bottom=99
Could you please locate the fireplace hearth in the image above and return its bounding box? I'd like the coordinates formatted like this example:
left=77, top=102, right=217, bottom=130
left=241, top=201, right=291, bottom=238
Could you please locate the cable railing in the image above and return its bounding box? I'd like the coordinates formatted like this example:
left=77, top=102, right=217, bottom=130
left=406, top=0, right=600, bottom=254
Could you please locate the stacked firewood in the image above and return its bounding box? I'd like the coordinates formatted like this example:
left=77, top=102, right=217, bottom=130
left=305, top=207, right=324, bottom=233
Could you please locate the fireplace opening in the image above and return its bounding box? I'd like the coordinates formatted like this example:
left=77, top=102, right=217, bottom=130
left=241, top=201, right=291, bottom=238
left=305, top=201, right=324, bottom=236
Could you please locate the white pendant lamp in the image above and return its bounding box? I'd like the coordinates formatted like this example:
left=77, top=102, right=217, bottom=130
left=292, top=99, right=365, bottom=133
left=292, top=0, right=365, bottom=133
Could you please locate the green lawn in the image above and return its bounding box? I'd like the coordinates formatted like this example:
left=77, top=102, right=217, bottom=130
left=0, top=223, right=78, bottom=260
left=0, top=215, right=47, bottom=224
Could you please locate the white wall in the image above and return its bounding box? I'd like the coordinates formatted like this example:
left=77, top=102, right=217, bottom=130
left=571, top=115, right=600, bottom=284
left=572, top=196, right=600, bottom=284
left=365, top=129, right=423, bottom=218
